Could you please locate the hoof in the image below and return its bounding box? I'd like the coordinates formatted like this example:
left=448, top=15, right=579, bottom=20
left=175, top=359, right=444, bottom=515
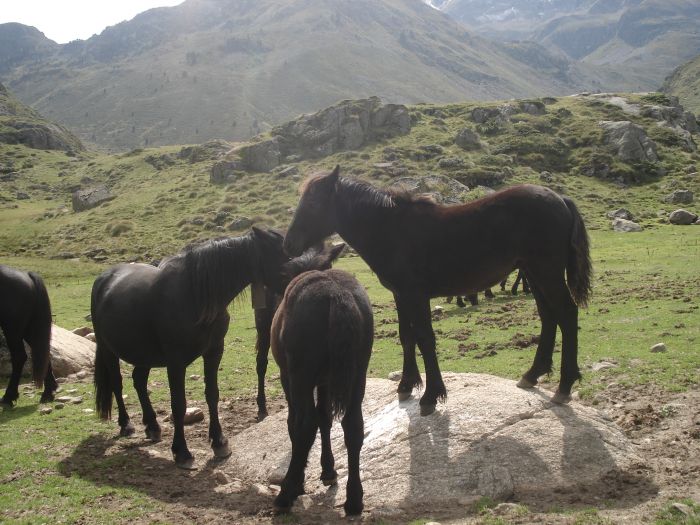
left=397, top=391, right=412, bottom=402
left=551, top=391, right=572, bottom=404
left=273, top=494, right=293, bottom=513
left=145, top=428, right=162, bottom=442
left=119, top=422, right=136, bottom=437
left=212, top=441, right=232, bottom=458
left=516, top=377, right=537, bottom=389
left=175, top=456, right=197, bottom=470
left=344, top=500, right=364, bottom=517
left=256, top=410, right=268, bottom=422
left=420, top=403, right=436, bottom=416
left=321, top=472, right=338, bottom=487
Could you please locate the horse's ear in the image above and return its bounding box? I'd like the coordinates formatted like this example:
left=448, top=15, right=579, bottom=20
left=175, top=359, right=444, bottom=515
left=251, top=227, right=282, bottom=244
left=327, top=165, right=340, bottom=184
left=328, top=242, right=346, bottom=263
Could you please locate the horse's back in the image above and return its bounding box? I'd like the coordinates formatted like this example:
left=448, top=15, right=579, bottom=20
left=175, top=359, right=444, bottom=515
left=0, top=264, right=37, bottom=328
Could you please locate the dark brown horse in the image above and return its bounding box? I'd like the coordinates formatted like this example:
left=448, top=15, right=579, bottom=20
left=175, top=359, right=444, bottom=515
left=0, top=265, right=57, bottom=405
left=270, top=268, right=372, bottom=516
left=284, top=166, right=591, bottom=414
left=92, top=228, right=298, bottom=469
left=253, top=242, right=345, bottom=420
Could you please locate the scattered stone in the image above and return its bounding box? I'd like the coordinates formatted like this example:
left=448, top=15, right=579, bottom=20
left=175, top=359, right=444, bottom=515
left=650, top=343, right=667, bottom=353
left=189, top=374, right=201, bottom=381
left=455, top=128, right=481, bottom=150
left=474, top=350, right=498, bottom=359
left=72, top=326, right=93, bottom=337
left=670, top=502, right=693, bottom=516
left=387, top=175, right=469, bottom=205
left=253, top=483, right=272, bottom=496
left=591, top=361, right=618, bottom=372
left=71, top=396, right=83, bottom=405
left=39, top=406, right=52, bottom=415
left=669, top=209, right=698, bottom=225
left=612, top=218, right=643, bottom=232
left=494, top=502, right=522, bottom=515
left=183, top=407, right=204, bottom=425
left=16, top=192, right=30, bottom=200
left=75, top=370, right=88, bottom=380
left=71, top=185, right=115, bottom=212
left=227, top=216, right=253, bottom=231
left=664, top=189, right=694, bottom=204
left=607, top=208, right=634, bottom=221
left=274, top=165, right=299, bottom=178
left=82, top=408, right=94, bottom=414
left=213, top=470, right=230, bottom=485
left=388, top=371, right=402, bottom=381
left=539, top=171, right=553, bottom=183
left=55, top=396, right=73, bottom=403
left=54, top=403, right=65, bottom=409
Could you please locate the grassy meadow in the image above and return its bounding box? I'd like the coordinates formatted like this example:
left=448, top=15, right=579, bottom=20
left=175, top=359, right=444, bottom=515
left=1, top=92, right=700, bottom=523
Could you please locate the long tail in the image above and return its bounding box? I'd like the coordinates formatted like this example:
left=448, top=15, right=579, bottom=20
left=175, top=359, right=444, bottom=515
left=26, top=272, right=52, bottom=387
left=93, top=341, right=114, bottom=420
left=327, top=291, right=362, bottom=419
left=563, top=197, right=592, bottom=307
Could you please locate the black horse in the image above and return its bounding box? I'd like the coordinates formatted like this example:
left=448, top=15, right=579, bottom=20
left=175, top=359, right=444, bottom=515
left=92, top=228, right=299, bottom=469
left=284, top=166, right=592, bottom=414
left=451, top=269, right=530, bottom=307
left=0, top=264, right=57, bottom=405
left=270, top=268, right=373, bottom=516
left=253, top=243, right=345, bottom=420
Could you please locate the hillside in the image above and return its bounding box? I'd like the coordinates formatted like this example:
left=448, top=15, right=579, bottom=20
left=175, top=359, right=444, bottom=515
left=663, top=54, right=700, bottom=115
left=0, top=0, right=617, bottom=152
left=428, top=0, right=700, bottom=91
left=1, top=91, right=698, bottom=264
left=0, top=82, right=83, bottom=152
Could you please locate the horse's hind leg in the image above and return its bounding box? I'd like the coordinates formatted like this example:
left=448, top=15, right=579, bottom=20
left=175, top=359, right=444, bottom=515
left=553, top=292, right=580, bottom=403
left=1, top=332, right=26, bottom=405
left=254, top=309, right=272, bottom=420
left=518, top=285, right=557, bottom=389
left=484, top=288, right=495, bottom=299
left=132, top=366, right=161, bottom=441
left=110, top=360, right=134, bottom=437
left=341, top=380, right=366, bottom=516
left=411, top=296, right=446, bottom=415
left=316, top=384, right=337, bottom=486
left=274, top=381, right=317, bottom=512
left=394, top=293, right=422, bottom=400
left=204, top=342, right=230, bottom=458
left=40, top=362, right=58, bottom=403
left=166, top=363, right=194, bottom=469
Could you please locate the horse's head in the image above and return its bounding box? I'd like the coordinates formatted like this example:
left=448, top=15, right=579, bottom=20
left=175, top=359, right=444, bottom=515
left=251, top=227, right=290, bottom=291
left=284, top=165, right=340, bottom=257
left=280, top=242, right=346, bottom=289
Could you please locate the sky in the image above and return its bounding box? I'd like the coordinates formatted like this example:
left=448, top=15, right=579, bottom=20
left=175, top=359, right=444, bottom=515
left=0, top=1, right=185, bottom=44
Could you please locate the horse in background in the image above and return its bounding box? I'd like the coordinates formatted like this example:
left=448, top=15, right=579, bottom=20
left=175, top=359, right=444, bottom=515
left=270, top=268, right=373, bottom=516
left=449, top=269, right=530, bottom=307
left=284, top=166, right=591, bottom=414
left=0, top=265, right=57, bottom=405
left=253, top=243, right=345, bottom=420
left=92, top=228, right=298, bottom=469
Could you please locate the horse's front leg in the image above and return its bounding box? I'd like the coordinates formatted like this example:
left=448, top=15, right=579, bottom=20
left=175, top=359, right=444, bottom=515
left=411, top=296, right=446, bottom=415
left=254, top=307, right=272, bottom=421
left=166, top=362, right=194, bottom=469
left=394, top=293, right=421, bottom=401
left=204, top=341, right=231, bottom=458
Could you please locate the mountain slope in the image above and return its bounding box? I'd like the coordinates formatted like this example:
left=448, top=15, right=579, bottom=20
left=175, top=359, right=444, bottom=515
left=663, top=54, right=700, bottom=115
left=0, top=0, right=610, bottom=151
left=428, top=0, right=700, bottom=91
left=0, top=82, right=83, bottom=152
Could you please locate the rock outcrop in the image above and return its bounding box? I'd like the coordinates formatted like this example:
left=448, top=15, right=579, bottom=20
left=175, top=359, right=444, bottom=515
left=387, top=175, right=470, bottom=204
left=71, top=185, right=115, bottom=212
left=600, top=121, right=659, bottom=162
left=229, top=374, right=645, bottom=516
left=221, top=98, right=411, bottom=173
left=669, top=209, right=699, bottom=225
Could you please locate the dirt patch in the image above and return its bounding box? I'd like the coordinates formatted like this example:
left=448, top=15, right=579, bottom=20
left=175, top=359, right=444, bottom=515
left=54, top=383, right=699, bottom=524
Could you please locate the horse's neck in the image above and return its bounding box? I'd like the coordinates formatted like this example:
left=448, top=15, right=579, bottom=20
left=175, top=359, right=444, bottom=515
left=334, top=184, right=391, bottom=261
left=210, top=240, right=257, bottom=304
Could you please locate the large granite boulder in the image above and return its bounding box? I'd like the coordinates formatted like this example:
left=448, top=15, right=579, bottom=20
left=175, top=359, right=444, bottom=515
left=669, top=209, right=699, bottom=225
left=0, top=324, right=95, bottom=378
left=228, top=374, right=645, bottom=516
left=663, top=189, right=694, bottom=205
left=600, top=121, right=659, bottom=163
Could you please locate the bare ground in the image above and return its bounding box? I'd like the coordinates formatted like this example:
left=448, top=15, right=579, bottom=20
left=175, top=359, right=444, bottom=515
left=53, top=379, right=700, bottom=525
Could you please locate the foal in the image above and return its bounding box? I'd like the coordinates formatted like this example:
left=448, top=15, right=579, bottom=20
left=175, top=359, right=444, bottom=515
left=271, top=269, right=373, bottom=516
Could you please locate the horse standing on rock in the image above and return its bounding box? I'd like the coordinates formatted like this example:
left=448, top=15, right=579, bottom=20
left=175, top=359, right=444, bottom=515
left=0, top=265, right=57, bottom=405
left=284, top=166, right=592, bottom=415
left=91, top=228, right=304, bottom=469
left=270, top=268, right=373, bottom=516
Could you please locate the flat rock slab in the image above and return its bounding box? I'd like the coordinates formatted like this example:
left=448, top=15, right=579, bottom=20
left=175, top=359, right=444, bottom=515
left=229, top=373, right=643, bottom=515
